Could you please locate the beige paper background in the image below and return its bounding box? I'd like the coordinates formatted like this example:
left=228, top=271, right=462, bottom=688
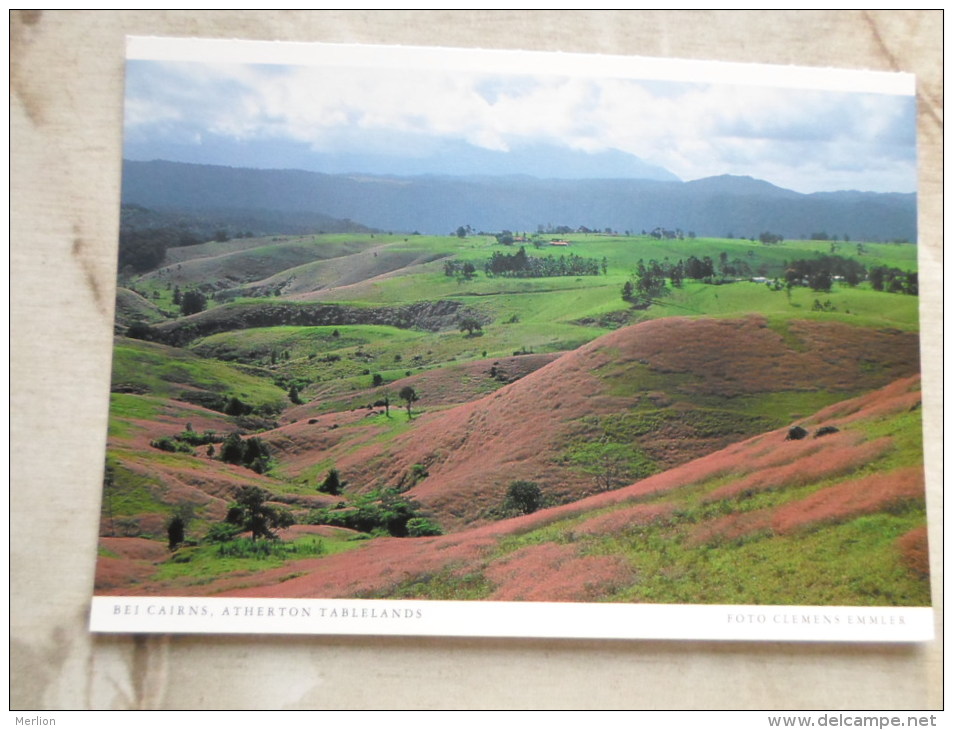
left=10, top=10, right=942, bottom=710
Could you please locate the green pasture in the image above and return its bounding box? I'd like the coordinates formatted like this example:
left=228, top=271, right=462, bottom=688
left=644, top=280, right=921, bottom=331
left=190, top=324, right=419, bottom=364
left=102, top=456, right=173, bottom=518
left=101, top=228, right=927, bottom=599
left=154, top=532, right=364, bottom=586
left=123, top=232, right=920, bottom=332
left=111, top=338, right=288, bottom=410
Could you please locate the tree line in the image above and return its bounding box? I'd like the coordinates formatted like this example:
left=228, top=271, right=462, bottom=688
left=623, top=252, right=918, bottom=306
left=868, top=265, right=918, bottom=295
left=118, top=224, right=254, bottom=274
left=481, top=247, right=605, bottom=278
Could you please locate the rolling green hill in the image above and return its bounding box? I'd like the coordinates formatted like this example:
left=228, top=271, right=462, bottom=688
left=98, top=227, right=926, bottom=606
left=99, top=375, right=929, bottom=607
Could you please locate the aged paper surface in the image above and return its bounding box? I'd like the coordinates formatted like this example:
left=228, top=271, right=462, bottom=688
left=11, top=10, right=942, bottom=709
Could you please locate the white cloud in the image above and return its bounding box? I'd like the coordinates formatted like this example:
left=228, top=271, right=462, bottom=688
left=123, top=58, right=917, bottom=193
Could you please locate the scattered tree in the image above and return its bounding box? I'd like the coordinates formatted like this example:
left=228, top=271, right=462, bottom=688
left=483, top=247, right=601, bottom=278
left=684, top=255, right=715, bottom=282
left=503, top=480, right=544, bottom=515
left=406, top=517, right=443, bottom=537
left=305, top=487, right=439, bottom=537
left=180, top=290, right=207, bottom=316
left=399, top=386, right=418, bottom=418
left=319, top=468, right=345, bottom=496
left=621, top=280, right=634, bottom=302
left=224, top=486, right=294, bottom=541
left=219, top=432, right=246, bottom=464
left=204, top=521, right=242, bottom=543
left=786, top=426, right=809, bottom=441
left=224, top=396, right=250, bottom=416
left=669, top=261, right=684, bottom=288
left=784, top=255, right=866, bottom=291
left=167, top=515, right=185, bottom=551
left=458, top=316, right=483, bottom=337
left=626, top=258, right=668, bottom=307
left=219, top=432, right=272, bottom=473
left=288, top=383, right=303, bottom=405
left=809, top=271, right=833, bottom=292
left=869, top=265, right=918, bottom=295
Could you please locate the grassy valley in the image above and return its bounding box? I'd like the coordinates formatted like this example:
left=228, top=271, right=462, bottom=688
left=97, top=227, right=927, bottom=607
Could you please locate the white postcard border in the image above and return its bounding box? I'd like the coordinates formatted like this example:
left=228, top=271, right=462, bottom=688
left=125, top=35, right=915, bottom=97
left=90, top=597, right=934, bottom=643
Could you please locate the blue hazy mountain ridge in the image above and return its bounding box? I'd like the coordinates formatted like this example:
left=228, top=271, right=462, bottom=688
left=681, top=174, right=801, bottom=198
left=122, top=138, right=682, bottom=183
left=120, top=159, right=917, bottom=241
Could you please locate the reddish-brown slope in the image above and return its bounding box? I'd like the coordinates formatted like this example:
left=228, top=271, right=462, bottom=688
left=591, top=316, right=918, bottom=396
left=95, top=538, right=168, bottom=591
left=97, top=329, right=926, bottom=601
left=201, top=374, right=924, bottom=601
left=691, top=467, right=925, bottom=545
left=279, top=352, right=560, bottom=423
left=271, top=316, right=918, bottom=530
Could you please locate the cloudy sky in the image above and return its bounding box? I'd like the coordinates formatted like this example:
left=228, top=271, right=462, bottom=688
left=122, top=47, right=917, bottom=194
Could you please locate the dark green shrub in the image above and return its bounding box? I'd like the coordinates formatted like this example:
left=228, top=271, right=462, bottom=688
left=219, top=432, right=246, bottom=464
left=219, top=433, right=273, bottom=473
left=503, top=480, right=543, bottom=515
left=318, top=468, right=345, bottom=495
left=399, top=386, right=418, bottom=418
left=288, top=383, right=303, bottom=405
left=150, top=437, right=194, bottom=454
left=176, top=428, right=219, bottom=446
left=180, top=290, right=207, bottom=316
left=406, top=517, right=443, bottom=537
left=167, top=515, right=185, bottom=551
left=205, top=522, right=242, bottom=543
left=305, top=488, right=440, bottom=538
left=224, top=486, right=294, bottom=541
left=177, top=391, right=228, bottom=413
left=224, top=396, right=251, bottom=416
left=216, top=537, right=324, bottom=559
left=125, top=321, right=157, bottom=340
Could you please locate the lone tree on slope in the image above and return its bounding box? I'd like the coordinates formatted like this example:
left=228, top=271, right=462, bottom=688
left=319, top=468, right=345, bottom=496
left=225, top=486, right=294, bottom=541
left=167, top=515, right=185, bottom=551
left=458, top=316, right=483, bottom=337
left=503, top=480, right=544, bottom=515
left=399, top=386, right=418, bottom=419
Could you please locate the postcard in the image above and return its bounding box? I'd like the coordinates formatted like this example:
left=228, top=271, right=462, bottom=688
left=90, top=36, right=932, bottom=641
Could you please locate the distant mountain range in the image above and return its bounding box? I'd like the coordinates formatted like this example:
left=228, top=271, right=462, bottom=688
left=123, top=139, right=683, bottom=183
left=121, top=159, right=917, bottom=241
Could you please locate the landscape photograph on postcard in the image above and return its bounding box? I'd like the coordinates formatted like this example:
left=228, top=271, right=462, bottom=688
left=95, top=40, right=929, bottom=614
